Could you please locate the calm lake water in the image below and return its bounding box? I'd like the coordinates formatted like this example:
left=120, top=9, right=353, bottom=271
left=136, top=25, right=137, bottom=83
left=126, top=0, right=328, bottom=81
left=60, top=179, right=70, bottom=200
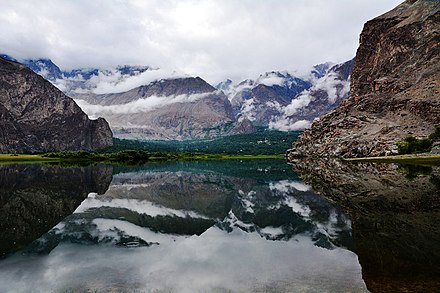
left=0, top=159, right=438, bottom=292
left=0, top=159, right=366, bottom=292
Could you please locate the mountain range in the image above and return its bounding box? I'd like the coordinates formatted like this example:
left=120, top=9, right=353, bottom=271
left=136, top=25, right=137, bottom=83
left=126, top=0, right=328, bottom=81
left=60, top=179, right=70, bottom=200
left=1, top=53, right=354, bottom=141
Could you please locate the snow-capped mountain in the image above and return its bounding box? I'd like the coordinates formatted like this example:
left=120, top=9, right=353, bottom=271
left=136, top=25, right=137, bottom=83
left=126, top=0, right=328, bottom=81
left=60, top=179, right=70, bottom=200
left=216, top=60, right=353, bottom=130
left=0, top=54, right=153, bottom=95
left=22, top=58, right=64, bottom=81
left=2, top=53, right=354, bottom=138
left=56, top=65, right=154, bottom=95
left=269, top=59, right=355, bottom=131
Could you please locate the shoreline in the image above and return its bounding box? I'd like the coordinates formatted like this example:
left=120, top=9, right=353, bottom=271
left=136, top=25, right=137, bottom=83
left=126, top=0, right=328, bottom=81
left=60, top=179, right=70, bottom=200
left=0, top=153, right=284, bottom=164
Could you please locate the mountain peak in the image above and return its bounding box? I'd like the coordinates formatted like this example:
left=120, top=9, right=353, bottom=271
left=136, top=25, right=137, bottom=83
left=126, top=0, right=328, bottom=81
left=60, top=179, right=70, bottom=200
left=22, top=58, right=63, bottom=81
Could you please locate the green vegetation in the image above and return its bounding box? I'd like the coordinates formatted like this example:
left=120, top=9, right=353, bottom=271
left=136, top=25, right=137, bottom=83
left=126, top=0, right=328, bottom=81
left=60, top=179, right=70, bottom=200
left=42, top=150, right=282, bottom=163
left=0, top=130, right=296, bottom=164
left=0, top=150, right=283, bottom=165
left=102, top=129, right=300, bottom=155
left=396, top=125, right=440, bottom=155
left=396, top=136, right=433, bottom=154
left=0, top=154, right=58, bottom=163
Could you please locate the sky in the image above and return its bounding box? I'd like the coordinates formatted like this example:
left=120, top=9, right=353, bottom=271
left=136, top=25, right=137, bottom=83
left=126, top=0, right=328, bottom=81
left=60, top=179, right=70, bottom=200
left=0, top=0, right=402, bottom=84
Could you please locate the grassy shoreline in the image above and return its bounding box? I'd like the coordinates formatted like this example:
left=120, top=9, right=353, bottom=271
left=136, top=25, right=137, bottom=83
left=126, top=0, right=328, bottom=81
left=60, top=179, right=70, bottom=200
left=0, top=154, right=59, bottom=163
left=0, top=152, right=284, bottom=164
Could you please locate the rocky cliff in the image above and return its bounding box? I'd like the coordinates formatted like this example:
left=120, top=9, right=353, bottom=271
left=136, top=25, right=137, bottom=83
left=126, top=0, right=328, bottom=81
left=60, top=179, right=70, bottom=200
left=0, top=57, right=113, bottom=153
left=292, top=0, right=440, bottom=158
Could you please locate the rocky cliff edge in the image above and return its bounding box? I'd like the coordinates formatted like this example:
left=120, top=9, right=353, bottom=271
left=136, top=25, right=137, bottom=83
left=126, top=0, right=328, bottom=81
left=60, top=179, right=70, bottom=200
left=292, top=0, right=440, bottom=158
left=0, top=57, right=113, bottom=153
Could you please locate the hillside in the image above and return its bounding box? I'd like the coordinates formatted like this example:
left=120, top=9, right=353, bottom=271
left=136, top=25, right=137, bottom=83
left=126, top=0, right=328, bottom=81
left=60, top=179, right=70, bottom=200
left=291, top=0, right=440, bottom=158
left=0, top=57, right=113, bottom=153
left=74, top=77, right=239, bottom=140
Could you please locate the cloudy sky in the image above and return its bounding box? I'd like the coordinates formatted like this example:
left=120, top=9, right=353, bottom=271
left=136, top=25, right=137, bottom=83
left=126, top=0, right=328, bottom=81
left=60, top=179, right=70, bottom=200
left=0, top=0, right=402, bottom=84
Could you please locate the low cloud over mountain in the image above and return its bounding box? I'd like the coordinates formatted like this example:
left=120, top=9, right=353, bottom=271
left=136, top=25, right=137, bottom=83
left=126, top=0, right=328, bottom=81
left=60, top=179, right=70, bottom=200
left=4, top=54, right=354, bottom=140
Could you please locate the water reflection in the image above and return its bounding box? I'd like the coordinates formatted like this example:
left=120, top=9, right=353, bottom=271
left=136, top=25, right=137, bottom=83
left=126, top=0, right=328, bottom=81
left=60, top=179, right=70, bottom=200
left=0, top=160, right=368, bottom=292
left=294, top=158, right=440, bottom=292
left=0, top=164, right=112, bottom=256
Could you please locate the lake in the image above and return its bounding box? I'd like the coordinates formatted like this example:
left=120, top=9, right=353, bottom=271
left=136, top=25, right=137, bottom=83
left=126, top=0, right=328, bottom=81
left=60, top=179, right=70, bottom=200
left=0, top=159, right=438, bottom=292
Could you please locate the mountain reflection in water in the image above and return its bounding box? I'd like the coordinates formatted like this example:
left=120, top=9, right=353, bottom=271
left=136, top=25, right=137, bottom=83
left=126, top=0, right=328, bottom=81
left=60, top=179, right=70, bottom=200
left=0, top=159, right=367, bottom=293
left=0, top=164, right=113, bottom=256
left=294, top=158, right=440, bottom=293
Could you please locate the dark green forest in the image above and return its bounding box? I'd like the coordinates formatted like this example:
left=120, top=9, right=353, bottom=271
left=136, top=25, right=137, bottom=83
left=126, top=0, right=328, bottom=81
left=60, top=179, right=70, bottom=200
left=103, top=129, right=300, bottom=155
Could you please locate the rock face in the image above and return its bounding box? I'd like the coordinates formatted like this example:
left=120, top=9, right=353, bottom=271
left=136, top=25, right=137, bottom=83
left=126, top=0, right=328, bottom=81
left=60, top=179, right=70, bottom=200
left=292, top=0, right=440, bottom=158
left=75, top=77, right=237, bottom=140
left=0, top=57, right=113, bottom=153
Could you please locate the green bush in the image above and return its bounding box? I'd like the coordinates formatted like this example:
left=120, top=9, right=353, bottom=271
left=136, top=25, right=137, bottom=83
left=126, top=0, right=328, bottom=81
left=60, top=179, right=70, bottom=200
left=396, top=136, right=433, bottom=154
left=429, top=125, right=440, bottom=141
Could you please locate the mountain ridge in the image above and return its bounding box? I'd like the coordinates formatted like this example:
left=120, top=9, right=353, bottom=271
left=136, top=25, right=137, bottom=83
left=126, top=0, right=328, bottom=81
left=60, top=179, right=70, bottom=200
left=291, top=0, right=440, bottom=158
left=2, top=53, right=355, bottom=140
left=0, top=57, right=113, bottom=153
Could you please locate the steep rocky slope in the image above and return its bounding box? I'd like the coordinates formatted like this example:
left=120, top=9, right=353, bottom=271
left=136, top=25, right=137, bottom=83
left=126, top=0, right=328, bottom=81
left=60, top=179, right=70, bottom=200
left=292, top=0, right=440, bottom=158
left=0, top=58, right=113, bottom=153
left=74, top=77, right=237, bottom=140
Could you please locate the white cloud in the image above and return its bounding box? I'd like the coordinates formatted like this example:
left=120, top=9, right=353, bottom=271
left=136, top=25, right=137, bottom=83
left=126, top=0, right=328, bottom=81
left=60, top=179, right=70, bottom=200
left=284, top=91, right=314, bottom=116
left=269, top=118, right=312, bottom=131
left=269, top=180, right=311, bottom=193
left=314, top=72, right=350, bottom=104
left=0, top=0, right=402, bottom=84
left=0, top=226, right=367, bottom=293
left=89, top=68, right=186, bottom=94
left=74, top=91, right=214, bottom=118
left=238, top=98, right=256, bottom=122
left=256, top=75, right=285, bottom=87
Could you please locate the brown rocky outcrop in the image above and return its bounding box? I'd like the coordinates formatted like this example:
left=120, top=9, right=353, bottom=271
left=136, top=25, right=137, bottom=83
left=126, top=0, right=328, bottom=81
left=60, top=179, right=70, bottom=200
left=292, top=0, right=440, bottom=158
left=0, top=57, right=113, bottom=153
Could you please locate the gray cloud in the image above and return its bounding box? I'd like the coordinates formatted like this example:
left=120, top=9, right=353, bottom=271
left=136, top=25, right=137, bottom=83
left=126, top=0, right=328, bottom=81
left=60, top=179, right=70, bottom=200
left=0, top=0, right=401, bottom=84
